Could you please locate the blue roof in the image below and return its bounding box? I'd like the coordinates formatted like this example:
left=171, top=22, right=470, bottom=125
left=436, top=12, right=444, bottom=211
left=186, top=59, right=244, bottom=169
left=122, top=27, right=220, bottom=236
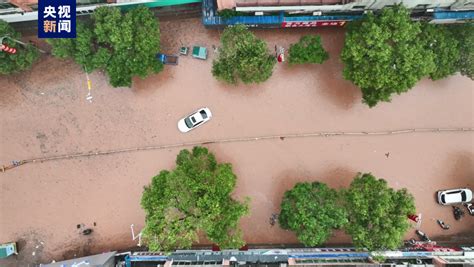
left=433, top=11, right=474, bottom=20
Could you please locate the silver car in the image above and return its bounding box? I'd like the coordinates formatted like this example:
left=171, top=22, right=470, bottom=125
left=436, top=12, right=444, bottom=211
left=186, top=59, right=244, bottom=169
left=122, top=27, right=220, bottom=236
left=437, top=188, right=473, bottom=205
left=177, top=107, right=212, bottom=133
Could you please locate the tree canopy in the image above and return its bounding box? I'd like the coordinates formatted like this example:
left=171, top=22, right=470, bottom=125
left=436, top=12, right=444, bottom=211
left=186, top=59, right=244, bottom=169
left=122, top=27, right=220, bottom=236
left=341, top=6, right=435, bottom=107
left=344, top=173, right=415, bottom=250
left=279, top=182, right=347, bottom=246
left=421, top=23, right=460, bottom=80
left=0, top=19, right=39, bottom=75
left=288, top=35, right=329, bottom=65
left=450, top=23, right=474, bottom=80
left=48, top=6, right=163, bottom=87
left=212, top=24, right=276, bottom=84
left=141, top=146, right=249, bottom=251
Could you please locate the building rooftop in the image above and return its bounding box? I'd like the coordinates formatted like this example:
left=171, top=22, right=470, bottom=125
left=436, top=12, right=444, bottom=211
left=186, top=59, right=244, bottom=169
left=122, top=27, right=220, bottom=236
left=217, top=0, right=354, bottom=10
left=5, top=0, right=113, bottom=12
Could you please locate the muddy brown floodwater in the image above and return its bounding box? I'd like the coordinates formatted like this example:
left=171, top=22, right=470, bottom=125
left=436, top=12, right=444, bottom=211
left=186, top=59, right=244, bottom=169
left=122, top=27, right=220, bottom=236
left=1, top=18, right=473, bottom=266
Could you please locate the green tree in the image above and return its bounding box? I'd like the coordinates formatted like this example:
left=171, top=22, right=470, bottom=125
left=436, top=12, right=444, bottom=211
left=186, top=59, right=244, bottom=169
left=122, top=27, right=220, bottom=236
left=341, top=6, right=435, bottom=107
left=450, top=23, right=474, bottom=80
left=279, top=182, right=347, bottom=246
left=344, top=173, right=415, bottom=250
left=288, top=35, right=329, bottom=65
left=0, top=20, right=39, bottom=75
left=421, top=23, right=460, bottom=80
left=212, top=24, right=276, bottom=84
left=48, top=6, right=163, bottom=87
left=141, top=146, right=249, bottom=251
left=217, top=9, right=245, bottom=19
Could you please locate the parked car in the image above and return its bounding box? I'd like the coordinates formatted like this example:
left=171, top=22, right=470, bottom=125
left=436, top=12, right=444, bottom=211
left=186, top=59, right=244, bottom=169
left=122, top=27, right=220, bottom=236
left=156, top=53, right=179, bottom=65
left=177, top=107, right=212, bottom=133
left=437, top=188, right=473, bottom=205
left=192, top=46, right=207, bottom=60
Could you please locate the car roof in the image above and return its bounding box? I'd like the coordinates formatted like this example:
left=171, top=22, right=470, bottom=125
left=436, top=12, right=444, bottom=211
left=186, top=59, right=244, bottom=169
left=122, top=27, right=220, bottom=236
left=191, top=112, right=204, bottom=122
left=442, top=188, right=473, bottom=203
left=444, top=191, right=463, bottom=203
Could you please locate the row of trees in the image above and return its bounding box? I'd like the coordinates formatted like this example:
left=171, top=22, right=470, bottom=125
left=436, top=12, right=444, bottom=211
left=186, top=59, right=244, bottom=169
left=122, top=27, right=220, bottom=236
left=279, top=173, right=415, bottom=250
left=141, top=147, right=416, bottom=252
left=2, top=14, right=328, bottom=82
left=3, top=6, right=472, bottom=106
left=211, top=24, right=329, bottom=84
left=1, top=6, right=162, bottom=87
left=341, top=5, right=473, bottom=107
left=213, top=8, right=472, bottom=107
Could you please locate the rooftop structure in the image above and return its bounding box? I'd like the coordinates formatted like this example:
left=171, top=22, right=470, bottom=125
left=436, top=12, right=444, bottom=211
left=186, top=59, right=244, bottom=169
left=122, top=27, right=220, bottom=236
left=217, top=0, right=352, bottom=9
left=203, top=0, right=474, bottom=27
left=215, top=0, right=474, bottom=11
left=0, top=0, right=202, bottom=22
left=38, top=247, right=474, bottom=267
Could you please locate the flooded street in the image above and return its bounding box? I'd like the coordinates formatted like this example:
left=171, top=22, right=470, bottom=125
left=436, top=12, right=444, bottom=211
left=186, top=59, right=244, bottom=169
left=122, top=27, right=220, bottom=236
left=0, top=18, right=473, bottom=265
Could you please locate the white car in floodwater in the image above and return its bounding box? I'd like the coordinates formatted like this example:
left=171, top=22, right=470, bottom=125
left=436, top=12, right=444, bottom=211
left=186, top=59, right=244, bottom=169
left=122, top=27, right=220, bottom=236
left=178, top=107, right=212, bottom=133
left=437, top=188, right=473, bottom=205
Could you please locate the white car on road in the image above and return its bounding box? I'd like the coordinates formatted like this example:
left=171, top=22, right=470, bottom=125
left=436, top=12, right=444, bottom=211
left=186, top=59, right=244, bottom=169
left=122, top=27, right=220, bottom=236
left=437, top=188, right=473, bottom=205
left=178, top=107, right=212, bottom=133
